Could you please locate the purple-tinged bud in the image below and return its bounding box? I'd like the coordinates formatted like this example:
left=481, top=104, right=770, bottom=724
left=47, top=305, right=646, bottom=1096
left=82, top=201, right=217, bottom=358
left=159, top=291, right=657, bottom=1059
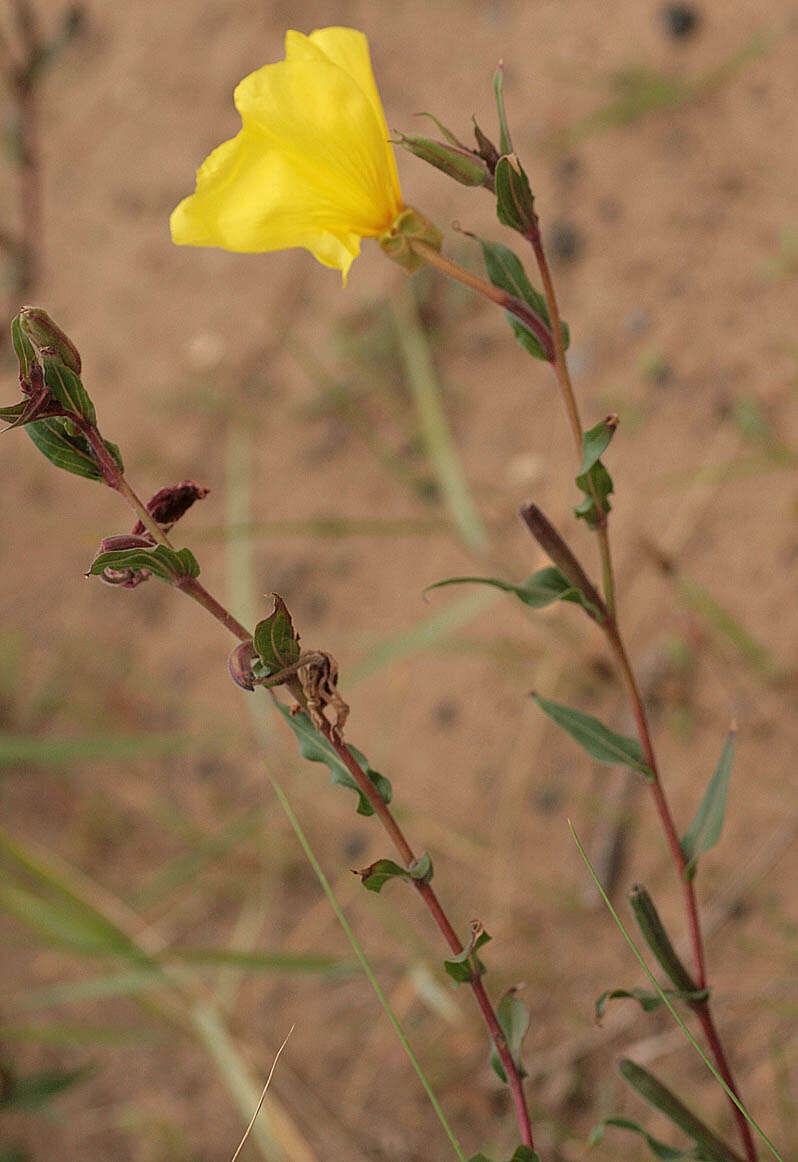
left=472, top=118, right=500, bottom=172
left=228, top=639, right=259, bottom=691
left=100, top=533, right=155, bottom=552
left=393, top=130, right=491, bottom=188
left=19, top=307, right=82, bottom=374
left=99, top=567, right=151, bottom=588
left=131, top=481, right=210, bottom=535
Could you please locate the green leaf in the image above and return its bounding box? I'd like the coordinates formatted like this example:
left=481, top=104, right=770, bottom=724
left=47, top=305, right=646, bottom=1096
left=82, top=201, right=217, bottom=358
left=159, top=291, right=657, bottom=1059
left=681, top=730, right=735, bottom=878
left=11, top=315, right=37, bottom=379
left=253, top=595, right=302, bottom=675
left=578, top=416, right=617, bottom=478
left=590, top=1116, right=701, bottom=1161
left=274, top=703, right=392, bottom=817
left=424, top=567, right=600, bottom=617
left=532, top=692, right=655, bottom=778
left=628, top=885, right=698, bottom=993
left=443, top=922, right=491, bottom=984
left=42, top=355, right=95, bottom=423
left=356, top=853, right=434, bottom=893
left=87, top=545, right=199, bottom=583
left=26, top=417, right=104, bottom=480
left=490, top=991, right=530, bottom=1083
left=477, top=237, right=569, bottom=361
left=574, top=416, right=617, bottom=528
left=617, top=1059, right=745, bottom=1162
left=495, top=154, right=536, bottom=234
left=595, top=986, right=708, bottom=1020
left=356, top=858, right=411, bottom=893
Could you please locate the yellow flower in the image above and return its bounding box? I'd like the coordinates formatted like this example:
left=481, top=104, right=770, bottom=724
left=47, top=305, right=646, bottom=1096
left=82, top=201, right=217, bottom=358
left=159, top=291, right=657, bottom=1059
left=170, top=27, right=404, bottom=282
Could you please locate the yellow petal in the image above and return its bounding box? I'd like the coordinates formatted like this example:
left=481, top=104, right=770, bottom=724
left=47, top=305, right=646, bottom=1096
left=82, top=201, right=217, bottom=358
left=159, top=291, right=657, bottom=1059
left=170, top=27, right=403, bottom=280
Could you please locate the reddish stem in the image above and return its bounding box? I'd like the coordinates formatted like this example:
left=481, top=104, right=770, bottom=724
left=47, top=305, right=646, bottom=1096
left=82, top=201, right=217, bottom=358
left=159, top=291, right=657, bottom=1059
left=78, top=411, right=536, bottom=1148
left=695, top=1003, right=759, bottom=1162
left=317, top=719, right=535, bottom=1150
left=526, top=222, right=756, bottom=1162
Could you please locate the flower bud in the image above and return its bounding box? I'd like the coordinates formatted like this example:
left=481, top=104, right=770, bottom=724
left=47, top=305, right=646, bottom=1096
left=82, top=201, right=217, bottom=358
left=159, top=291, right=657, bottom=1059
left=228, top=639, right=259, bottom=691
left=19, top=307, right=82, bottom=374
left=100, top=534, right=155, bottom=552
left=393, top=131, right=490, bottom=187
left=471, top=117, right=500, bottom=171
left=131, top=481, right=210, bottom=536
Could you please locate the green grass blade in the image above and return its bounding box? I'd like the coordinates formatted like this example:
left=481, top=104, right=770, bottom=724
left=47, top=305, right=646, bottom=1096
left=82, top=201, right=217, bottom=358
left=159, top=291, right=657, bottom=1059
left=391, top=285, right=488, bottom=553
left=0, top=731, right=216, bottom=767
left=267, top=769, right=467, bottom=1162
left=348, top=589, right=496, bottom=684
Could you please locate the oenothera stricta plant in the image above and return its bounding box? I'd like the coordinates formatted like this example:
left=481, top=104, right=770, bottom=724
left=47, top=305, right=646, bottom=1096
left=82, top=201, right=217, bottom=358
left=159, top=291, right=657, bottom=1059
left=3, top=23, right=780, bottom=1162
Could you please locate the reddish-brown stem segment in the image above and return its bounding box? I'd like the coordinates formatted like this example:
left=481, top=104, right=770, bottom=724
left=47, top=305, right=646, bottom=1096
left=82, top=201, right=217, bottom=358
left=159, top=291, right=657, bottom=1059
left=695, top=1003, right=760, bottom=1162
left=522, top=227, right=756, bottom=1159
left=315, top=718, right=534, bottom=1150
left=79, top=414, right=535, bottom=1148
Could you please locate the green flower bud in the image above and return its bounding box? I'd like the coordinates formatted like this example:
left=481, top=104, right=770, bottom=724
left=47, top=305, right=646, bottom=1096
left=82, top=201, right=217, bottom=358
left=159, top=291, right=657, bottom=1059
left=393, top=131, right=490, bottom=187
left=19, top=306, right=82, bottom=374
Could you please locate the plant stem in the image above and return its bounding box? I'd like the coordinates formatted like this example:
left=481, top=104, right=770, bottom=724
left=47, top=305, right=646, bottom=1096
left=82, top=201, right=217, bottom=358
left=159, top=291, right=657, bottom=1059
left=524, top=227, right=755, bottom=1161
left=409, top=238, right=555, bottom=362
left=81, top=415, right=535, bottom=1149
left=525, top=225, right=617, bottom=618
left=314, top=716, right=535, bottom=1150
left=81, top=418, right=253, bottom=642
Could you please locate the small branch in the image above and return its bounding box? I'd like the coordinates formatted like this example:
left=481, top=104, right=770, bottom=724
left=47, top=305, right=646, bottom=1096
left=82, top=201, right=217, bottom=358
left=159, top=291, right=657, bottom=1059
left=314, top=716, right=534, bottom=1150
left=408, top=238, right=555, bottom=362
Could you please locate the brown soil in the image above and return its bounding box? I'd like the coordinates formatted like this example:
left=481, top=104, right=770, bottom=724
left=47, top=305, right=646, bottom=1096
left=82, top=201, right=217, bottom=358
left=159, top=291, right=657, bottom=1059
left=1, top=2, right=796, bottom=1161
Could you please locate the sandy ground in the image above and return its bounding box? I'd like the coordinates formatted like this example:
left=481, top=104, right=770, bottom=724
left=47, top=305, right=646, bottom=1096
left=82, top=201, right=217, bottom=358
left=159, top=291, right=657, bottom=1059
left=0, top=2, right=796, bottom=1160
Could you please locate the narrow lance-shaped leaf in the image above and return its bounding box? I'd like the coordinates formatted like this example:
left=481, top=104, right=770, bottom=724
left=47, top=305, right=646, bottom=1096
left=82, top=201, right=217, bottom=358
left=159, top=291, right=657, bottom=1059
left=595, top=985, right=708, bottom=1021
left=25, top=418, right=110, bottom=481
left=628, top=885, right=698, bottom=994
left=424, top=567, right=600, bottom=618
left=41, top=355, right=96, bottom=424
left=590, top=1116, right=706, bottom=1161
left=476, top=236, right=569, bottom=361
left=273, top=703, right=391, bottom=818
left=532, top=692, right=655, bottom=779
left=681, top=730, right=735, bottom=879
left=495, top=154, right=537, bottom=235
left=489, top=990, right=529, bottom=1083
left=617, top=1058, right=746, bottom=1162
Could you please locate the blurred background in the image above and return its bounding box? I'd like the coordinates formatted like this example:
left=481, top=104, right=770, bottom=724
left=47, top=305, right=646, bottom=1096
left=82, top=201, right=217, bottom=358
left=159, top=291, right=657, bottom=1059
left=0, top=2, right=795, bottom=1160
